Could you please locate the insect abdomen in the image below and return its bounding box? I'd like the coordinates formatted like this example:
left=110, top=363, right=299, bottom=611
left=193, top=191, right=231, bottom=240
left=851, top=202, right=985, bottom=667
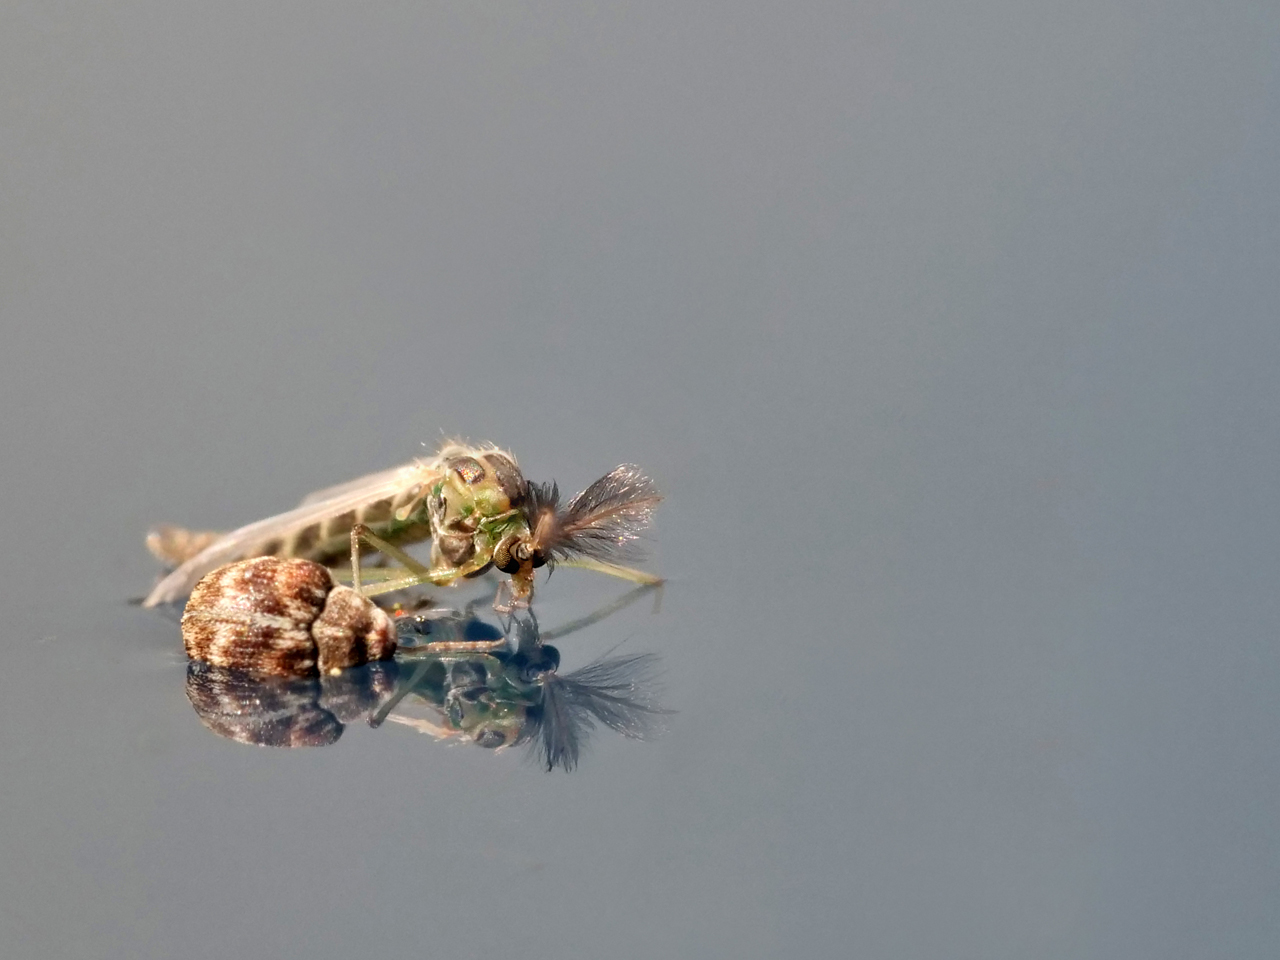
left=268, top=491, right=430, bottom=564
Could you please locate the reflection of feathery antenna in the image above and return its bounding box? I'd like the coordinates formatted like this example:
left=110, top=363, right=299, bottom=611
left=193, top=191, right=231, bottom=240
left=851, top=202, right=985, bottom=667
left=529, top=652, right=669, bottom=772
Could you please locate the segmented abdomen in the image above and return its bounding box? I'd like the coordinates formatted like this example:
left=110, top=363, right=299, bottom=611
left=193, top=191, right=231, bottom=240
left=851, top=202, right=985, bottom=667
left=256, top=489, right=432, bottom=565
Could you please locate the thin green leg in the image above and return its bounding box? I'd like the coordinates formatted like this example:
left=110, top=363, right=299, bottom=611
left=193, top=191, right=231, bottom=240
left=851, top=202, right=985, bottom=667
left=556, top=557, right=664, bottom=586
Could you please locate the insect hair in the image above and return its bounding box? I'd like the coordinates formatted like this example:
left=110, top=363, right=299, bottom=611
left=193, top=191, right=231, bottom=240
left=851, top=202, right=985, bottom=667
left=526, top=465, right=662, bottom=565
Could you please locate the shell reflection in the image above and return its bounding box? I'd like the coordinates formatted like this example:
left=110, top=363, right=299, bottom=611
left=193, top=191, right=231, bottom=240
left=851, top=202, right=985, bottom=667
left=184, top=594, right=667, bottom=771
left=186, top=660, right=401, bottom=747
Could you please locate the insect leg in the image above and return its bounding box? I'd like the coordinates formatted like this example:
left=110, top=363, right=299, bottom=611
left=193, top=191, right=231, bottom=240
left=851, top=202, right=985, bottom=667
left=361, top=572, right=461, bottom=596
left=555, top=557, right=664, bottom=587
left=346, top=524, right=458, bottom=597
left=350, top=524, right=363, bottom=595
left=146, top=525, right=224, bottom=568
left=493, top=578, right=514, bottom=614
left=351, top=523, right=433, bottom=593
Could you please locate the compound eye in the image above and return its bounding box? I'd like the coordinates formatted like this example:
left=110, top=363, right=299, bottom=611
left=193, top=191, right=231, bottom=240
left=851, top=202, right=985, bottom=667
left=531, top=549, right=548, bottom=569
left=493, top=536, right=521, bottom=574
left=475, top=729, right=507, bottom=749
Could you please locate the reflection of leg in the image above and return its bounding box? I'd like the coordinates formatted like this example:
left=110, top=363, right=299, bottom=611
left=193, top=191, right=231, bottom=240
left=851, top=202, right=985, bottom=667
left=540, top=582, right=663, bottom=642
left=369, top=659, right=433, bottom=726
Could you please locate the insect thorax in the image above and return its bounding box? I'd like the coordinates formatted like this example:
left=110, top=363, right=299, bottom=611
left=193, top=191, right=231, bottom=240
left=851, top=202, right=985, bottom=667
left=275, top=445, right=530, bottom=569
left=429, top=448, right=531, bottom=568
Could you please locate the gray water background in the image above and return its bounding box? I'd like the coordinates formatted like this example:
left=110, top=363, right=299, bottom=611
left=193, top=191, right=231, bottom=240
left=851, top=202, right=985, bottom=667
left=2, top=3, right=1279, bottom=957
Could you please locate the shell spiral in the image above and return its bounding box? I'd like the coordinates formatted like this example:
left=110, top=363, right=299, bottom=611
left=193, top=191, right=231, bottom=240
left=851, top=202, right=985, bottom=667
left=181, top=557, right=397, bottom=676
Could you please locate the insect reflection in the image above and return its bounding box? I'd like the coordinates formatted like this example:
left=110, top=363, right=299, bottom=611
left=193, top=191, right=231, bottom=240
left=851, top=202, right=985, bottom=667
left=184, top=586, right=668, bottom=771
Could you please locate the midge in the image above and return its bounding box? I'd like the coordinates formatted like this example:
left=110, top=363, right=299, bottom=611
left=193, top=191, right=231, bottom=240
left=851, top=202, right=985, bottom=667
left=143, top=442, right=662, bottom=609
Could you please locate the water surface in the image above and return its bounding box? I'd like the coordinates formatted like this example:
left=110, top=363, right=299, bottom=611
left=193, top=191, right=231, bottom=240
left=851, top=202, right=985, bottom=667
left=2, top=3, right=1279, bottom=957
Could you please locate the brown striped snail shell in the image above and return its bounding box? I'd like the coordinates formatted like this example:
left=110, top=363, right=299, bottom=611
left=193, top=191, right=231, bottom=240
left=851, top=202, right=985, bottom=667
left=180, top=557, right=397, bottom=677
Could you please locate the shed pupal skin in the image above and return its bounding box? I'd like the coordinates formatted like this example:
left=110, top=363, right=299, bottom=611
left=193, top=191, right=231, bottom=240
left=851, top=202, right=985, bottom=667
left=180, top=557, right=397, bottom=677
